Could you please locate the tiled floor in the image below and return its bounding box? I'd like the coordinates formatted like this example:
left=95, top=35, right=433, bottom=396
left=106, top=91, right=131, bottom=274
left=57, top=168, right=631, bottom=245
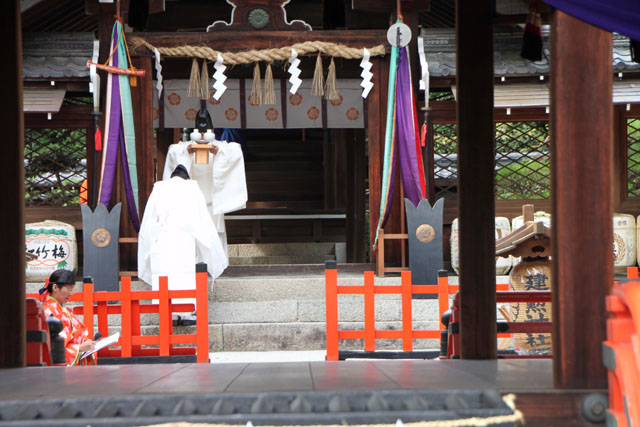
left=0, top=359, right=554, bottom=402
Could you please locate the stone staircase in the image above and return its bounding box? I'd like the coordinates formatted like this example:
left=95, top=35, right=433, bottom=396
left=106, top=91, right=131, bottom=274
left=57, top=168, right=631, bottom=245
left=209, top=272, right=444, bottom=352
left=228, top=242, right=345, bottom=265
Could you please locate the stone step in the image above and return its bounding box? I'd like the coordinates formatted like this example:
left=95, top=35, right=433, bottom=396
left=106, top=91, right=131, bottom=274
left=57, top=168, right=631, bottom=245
left=228, top=242, right=339, bottom=257
left=229, top=255, right=335, bottom=265
left=209, top=298, right=442, bottom=324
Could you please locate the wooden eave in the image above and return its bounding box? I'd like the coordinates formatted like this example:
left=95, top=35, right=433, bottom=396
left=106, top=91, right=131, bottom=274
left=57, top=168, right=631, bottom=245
left=495, top=220, right=551, bottom=257
left=128, top=30, right=389, bottom=56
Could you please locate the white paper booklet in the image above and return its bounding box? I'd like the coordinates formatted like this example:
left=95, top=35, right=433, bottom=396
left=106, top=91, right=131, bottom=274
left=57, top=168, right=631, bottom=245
left=80, top=332, right=120, bottom=360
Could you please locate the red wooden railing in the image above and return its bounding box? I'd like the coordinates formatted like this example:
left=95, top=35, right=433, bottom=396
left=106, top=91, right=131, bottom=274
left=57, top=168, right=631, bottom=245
left=324, top=264, right=509, bottom=360
left=27, top=271, right=210, bottom=363
left=604, top=267, right=640, bottom=425
left=446, top=290, right=552, bottom=359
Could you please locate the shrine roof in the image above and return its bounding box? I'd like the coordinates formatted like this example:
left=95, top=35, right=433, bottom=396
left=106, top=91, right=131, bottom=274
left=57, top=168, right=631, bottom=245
left=422, top=27, right=640, bottom=78
left=22, top=32, right=95, bottom=80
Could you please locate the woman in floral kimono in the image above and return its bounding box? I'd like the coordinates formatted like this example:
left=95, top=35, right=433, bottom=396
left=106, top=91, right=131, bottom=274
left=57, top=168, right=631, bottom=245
left=40, top=269, right=97, bottom=366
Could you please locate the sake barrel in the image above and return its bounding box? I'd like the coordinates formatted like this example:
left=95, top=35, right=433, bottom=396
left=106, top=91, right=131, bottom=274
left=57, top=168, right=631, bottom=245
left=25, top=220, right=78, bottom=281
left=511, top=210, right=552, bottom=231
left=613, top=214, right=636, bottom=273
left=509, top=258, right=552, bottom=355
left=450, top=217, right=513, bottom=275
left=495, top=217, right=513, bottom=275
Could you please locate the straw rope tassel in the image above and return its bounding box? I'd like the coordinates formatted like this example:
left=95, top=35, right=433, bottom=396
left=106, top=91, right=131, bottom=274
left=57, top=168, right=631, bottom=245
left=263, top=63, right=275, bottom=105
left=199, top=59, right=210, bottom=100
left=251, top=63, right=263, bottom=105
left=311, top=53, right=324, bottom=97
left=187, top=58, right=201, bottom=98
left=324, top=57, right=339, bottom=101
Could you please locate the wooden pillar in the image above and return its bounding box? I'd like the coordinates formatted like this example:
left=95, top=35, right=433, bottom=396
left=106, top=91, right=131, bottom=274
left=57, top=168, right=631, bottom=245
left=0, top=0, right=25, bottom=368
left=550, top=10, right=612, bottom=389
left=456, top=0, right=496, bottom=359
left=368, top=57, right=385, bottom=260
left=132, top=55, right=155, bottom=214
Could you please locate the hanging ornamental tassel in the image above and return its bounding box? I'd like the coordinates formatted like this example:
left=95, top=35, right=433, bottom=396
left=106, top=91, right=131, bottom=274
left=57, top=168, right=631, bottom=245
left=199, top=59, right=209, bottom=100
left=188, top=58, right=201, bottom=98
left=263, top=63, right=276, bottom=105
left=521, top=7, right=542, bottom=61
left=311, top=53, right=324, bottom=97
left=324, top=57, right=339, bottom=101
left=251, top=63, right=263, bottom=105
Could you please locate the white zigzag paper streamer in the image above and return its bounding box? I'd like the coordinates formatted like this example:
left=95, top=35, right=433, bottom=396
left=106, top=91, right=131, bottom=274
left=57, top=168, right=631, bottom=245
left=212, top=53, right=227, bottom=101
left=417, top=35, right=429, bottom=106
left=153, top=47, right=163, bottom=100
left=360, top=48, right=373, bottom=99
left=287, top=48, right=302, bottom=94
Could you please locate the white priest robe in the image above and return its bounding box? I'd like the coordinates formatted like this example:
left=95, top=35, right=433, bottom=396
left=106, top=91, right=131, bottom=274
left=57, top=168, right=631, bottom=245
left=138, top=177, right=228, bottom=300
left=163, top=140, right=248, bottom=259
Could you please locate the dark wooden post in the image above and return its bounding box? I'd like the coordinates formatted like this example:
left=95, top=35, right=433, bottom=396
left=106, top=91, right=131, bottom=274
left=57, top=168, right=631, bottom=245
left=550, top=10, right=612, bottom=389
left=368, top=56, right=385, bottom=259
left=0, top=0, right=25, bottom=368
left=456, top=0, right=496, bottom=359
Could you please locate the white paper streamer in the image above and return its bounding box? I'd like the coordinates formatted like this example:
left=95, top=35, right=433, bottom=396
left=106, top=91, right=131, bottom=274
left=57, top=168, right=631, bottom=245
left=359, top=48, right=373, bottom=99
left=153, top=47, right=163, bottom=100
left=90, top=40, right=100, bottom=110
left=287, top=48, right=302, bottom=94
left=212, top=53, right=227, bottom=101
left=418, top=35, right=429, bottom=107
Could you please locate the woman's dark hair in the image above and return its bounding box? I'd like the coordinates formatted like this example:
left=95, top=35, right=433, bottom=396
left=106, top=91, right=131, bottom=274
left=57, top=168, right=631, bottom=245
left=171, top=164, right=190, bottom=180
left=46, top=269, right=75, bottom=293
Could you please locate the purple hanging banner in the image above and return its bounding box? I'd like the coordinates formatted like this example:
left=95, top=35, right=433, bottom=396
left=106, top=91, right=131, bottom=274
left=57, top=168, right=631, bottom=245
left=543, top=0, right=640, bottom=41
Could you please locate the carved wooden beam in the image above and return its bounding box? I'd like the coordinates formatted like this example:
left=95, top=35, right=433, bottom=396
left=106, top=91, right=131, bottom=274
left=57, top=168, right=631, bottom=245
left=128, top=30, right=389, bottom=55
left=350, top=0, right=429, bottom=13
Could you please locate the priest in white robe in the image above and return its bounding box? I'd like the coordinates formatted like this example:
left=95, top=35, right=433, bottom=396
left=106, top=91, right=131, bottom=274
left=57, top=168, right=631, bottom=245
left=163, top=137, right=247, bottom=259
left=138, top=165, right=228, bottom=304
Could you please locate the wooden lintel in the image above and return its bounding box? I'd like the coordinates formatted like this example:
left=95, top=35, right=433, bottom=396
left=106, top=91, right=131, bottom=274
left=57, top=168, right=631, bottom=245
left=128, top=30, right=389, bottom=56
left=351, top=0, right=429, bottom=13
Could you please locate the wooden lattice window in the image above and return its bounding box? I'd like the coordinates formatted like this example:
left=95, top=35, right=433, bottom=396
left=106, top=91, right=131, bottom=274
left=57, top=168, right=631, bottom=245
left=25, top=128, right=87, bottom=207
left=433, top=123, right=458, bottom=200
left=432, top=121, right=551, bottom=200
left=495, top=121, right=550, bottom=200
left=627, top=118, right=640, bottom=198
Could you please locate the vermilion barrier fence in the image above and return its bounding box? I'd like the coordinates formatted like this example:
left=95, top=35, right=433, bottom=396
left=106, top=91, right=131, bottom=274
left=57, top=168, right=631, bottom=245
left=445, top=290, right=552, bottom=359
left=27, top=271, right=210, bottom=363
left=324, top=262, right=509, bottom=361
left=604, top=269, right=640, bottom=425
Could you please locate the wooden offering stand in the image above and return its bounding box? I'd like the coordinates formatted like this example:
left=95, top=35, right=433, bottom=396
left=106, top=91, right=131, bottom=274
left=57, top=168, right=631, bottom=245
left=188, top=142, right=218, bottom=164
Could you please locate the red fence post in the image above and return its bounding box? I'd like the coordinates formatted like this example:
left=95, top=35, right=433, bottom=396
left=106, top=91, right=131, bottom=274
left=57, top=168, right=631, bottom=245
left=364, top=271, right=376, bottom=352
left=82, top=280, right=94, bottom=338
left=437, top=271, right=449, bottom=329
left=195, top=268, right=209, bottom=363
left=325, top=261, right=339, bottom=361
left=159, top=276, right=170, bottom=356
left=401, top=271, right=413, bottom=352
left=121, top=277, right=132, bottom=358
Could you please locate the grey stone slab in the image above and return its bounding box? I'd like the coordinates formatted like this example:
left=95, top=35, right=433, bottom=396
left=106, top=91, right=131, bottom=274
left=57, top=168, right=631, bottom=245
left=211, top=301, right=298, bottom=323
left=310, top=361, right=400, bottom=391
left=135, top=363, right=248, bottom=394
left=212, top=277, right=327, bottom=302
left=222, top=323, right=326, bottom=351
left=225, top=362, right=314, bottom=393
left=336, top=321, right=441, bottom=351
left=298, top=300, right=401, bottom=322
left=210, top=324, right=223, bottom=352
left=373, top=360, right=497, bottom=390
